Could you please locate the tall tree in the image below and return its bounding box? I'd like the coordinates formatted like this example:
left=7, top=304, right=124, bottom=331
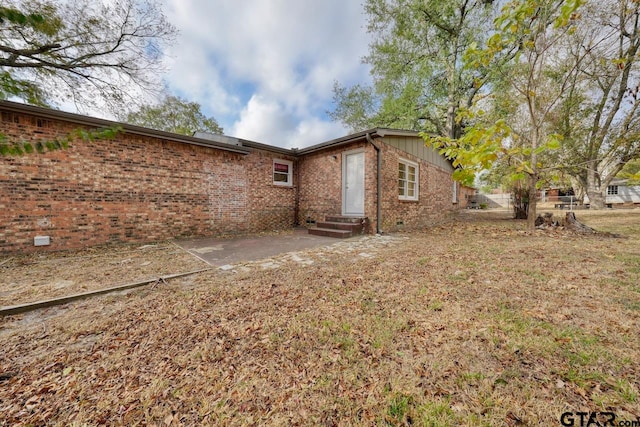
left=330, top=0, right=500, bottom=138
left=0, top=0, right=176, bottom=114
left=552, top=0, right=640, bottom=208
left=428, top=0, right=582, bottom=228
left=121, top=95, right=224, bottom=136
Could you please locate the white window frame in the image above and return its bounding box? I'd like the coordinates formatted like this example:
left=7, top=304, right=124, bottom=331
left=273, top=159, right=293, bottom=187
left=398, top=158, right=419, bottom=201
left=607, top=185, right=618, bottom=195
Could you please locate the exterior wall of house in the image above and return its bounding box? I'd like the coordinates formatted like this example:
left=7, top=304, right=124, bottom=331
left=605, top=185, right=640, bottom=205
left=459, top=185, right=476, bottom=209
left=545, top=188, right=560, bottom=201
left=383, top=134, right=453, bottom=171
left=297, top=141, right=377, bottom=227
left=378, top=140, right=457, bottom=232
left=297, top=136, right=457, bottom=233
left=1, top=103, right=462, bottom=253
left=245, top=151, right=297, bottom=231
left=0, top=109, right=296, bottom=253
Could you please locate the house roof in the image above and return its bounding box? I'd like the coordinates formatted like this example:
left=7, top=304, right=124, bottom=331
left=192, top=131, right=293, bottom=156
left=0, top=100, right=252, bottom=155
left=297, top=128, right=420, bottom=155
left=0, top=100, right=435, bottom=160
left=609, top=179, right=632, bottom=186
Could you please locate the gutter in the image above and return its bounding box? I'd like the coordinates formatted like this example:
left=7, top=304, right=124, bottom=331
left=294, top=156, right=300, bottom=226
left=366, top=132, right=382, bottom=234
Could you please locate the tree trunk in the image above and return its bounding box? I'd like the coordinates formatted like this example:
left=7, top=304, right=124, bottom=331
left=564, top=212, right=596, bottom=233
left=586, top=163, right=605, bottom=209
left=587, top=189, right=606, bottom=209
left=512, top=186, right=528, bottom=219
left=446, top=40, right=460, bottom=140
left=526, top=173, right=538, bottom=229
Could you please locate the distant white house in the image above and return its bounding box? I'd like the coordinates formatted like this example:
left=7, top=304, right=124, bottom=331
left=546, top=180, right=640, bottom=207
left=604, top=180, right=640, bottom=205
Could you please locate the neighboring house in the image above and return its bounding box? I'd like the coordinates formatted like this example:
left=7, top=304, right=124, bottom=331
left=458, top=185, right=476, bottom=209
left=603, top=180, right=640, bottom=206
left=542, top=187, right=575, bottom=202
left=541, top=182, right=640, bottom=207
left=0, top=100, right=460, bottom=253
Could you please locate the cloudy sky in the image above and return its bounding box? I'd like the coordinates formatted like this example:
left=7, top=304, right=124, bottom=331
left=159, top=0, right=373, bottom=149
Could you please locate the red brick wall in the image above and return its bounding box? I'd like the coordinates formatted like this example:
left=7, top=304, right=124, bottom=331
left=297, top=141, right=377, bottom=226
left=459, top=185, right=476, bottom=209
left=0, top=110, right=296, bottom=253
left=297, top=139, right=456, bottom=233
left=246, top=152, right=297, bottom=231
left=378, top=142, right=456, bottom=232
left=1, top=106, right=459, bottom=253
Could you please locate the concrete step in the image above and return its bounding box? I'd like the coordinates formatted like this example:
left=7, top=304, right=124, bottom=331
left=316, top=221, right=363, bottom=233
left=324, top=215, right=367, bottom=224
left=325, top=215, right=366, bottom=224
left=308, top=227, right=353, bottom=238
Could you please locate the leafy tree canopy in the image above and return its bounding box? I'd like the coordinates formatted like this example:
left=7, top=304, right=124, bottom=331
left=617, top=159, right=640, bottom=185
left=426, top=0, right=582, bottom=226
left=330, top=0, right=500, bottom=138
left=0, top=0, right=176, bottom=114
left=121, top=95, right=223, bottom=136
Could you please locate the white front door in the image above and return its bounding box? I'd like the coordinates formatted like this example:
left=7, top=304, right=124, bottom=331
left=342, top=150, right=365, bottom=215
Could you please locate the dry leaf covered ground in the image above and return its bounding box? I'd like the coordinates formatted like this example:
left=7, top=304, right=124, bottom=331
left=0, top=242, right=210, bottom=307
left=1, top=209, right=639, bottom=426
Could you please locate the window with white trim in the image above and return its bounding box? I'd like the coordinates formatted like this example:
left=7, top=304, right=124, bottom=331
left=607, top=185, right=618, bottom=195
left=398, top=159, right=419, bottom=201
left=452, top=181, right=458, bottom=203
left=273, top=159, right=293, bottom=186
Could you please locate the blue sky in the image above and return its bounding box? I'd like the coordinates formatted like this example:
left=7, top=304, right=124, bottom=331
left=159, top=0, right=373, bottom=149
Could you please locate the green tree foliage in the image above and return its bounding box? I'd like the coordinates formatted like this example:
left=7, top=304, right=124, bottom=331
left=330, top=0, right=500, bottom=137
left=121, top=95, right=223, bottom=136
left=0, top=0, right=176, bottom=113
left=550, top=0, right=640, bottom=208
left=426, top=0, right=582, bottom=228
left=617, top=159, right=640, bottom=185
left=0, top=1, right=174, bottom=156
left=446, top=0, right=640, bottom=212
left=0, top=125, right=121, bottom=156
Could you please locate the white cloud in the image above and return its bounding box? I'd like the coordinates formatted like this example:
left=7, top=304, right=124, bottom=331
left=160, top=0, right=372, bottom=147
left=293, top=118, right=349, bottom=148
left=231, top=95, right=348, bottom=149
left=163, top=51, right=241, bottom=118
left=231, top=95, right=294, bottom=145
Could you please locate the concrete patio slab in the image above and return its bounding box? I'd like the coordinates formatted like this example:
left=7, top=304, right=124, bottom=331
left=173, top=228, right=348, bottom=267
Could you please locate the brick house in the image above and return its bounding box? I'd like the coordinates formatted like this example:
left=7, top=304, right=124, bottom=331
left=458, top=185, right=477, bottom=209
left=0, top=100, right=461, bottom=253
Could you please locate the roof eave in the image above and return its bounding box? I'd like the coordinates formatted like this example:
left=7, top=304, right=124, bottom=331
left=238, top=139, right=296, bottom=156
left=297, top=128, right=434, bottom=157
left=0, top=100, right=252, bottom=155
left=297, top=128, right=383, bottom=155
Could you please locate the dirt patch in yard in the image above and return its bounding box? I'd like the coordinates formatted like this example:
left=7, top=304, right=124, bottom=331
left=1, top=209, right=639, bottom=426
left=0, top=242, right=209, bottom=307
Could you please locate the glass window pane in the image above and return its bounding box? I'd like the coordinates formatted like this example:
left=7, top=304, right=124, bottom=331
left=274, top=162, right=289, bottom=173
left=398, top=182, right=405, bottom=196
left=274, top=172, right=288, bottom=182
left=408, top=182, right=415, bottom=197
